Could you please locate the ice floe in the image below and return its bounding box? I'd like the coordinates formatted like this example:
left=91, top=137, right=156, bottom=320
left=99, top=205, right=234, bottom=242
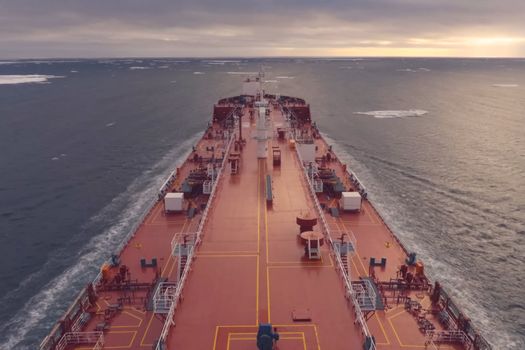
left=0, top=74, right=64, bottom=85
left=354, top=110, right=428, bottom=119
left=492, top=84, right=518, bottom=88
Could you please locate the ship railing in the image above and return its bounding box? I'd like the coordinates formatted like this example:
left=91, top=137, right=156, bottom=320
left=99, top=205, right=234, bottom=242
left=159, top=168, right=178, bottom=198
left=156, top=135, right=235, bottom=350
left=55, top=332, right=104, bottom=350
left=353, top=278, right=377, bottom=310
left=153, top=282, right=178, bottom=314
left=294, top=146, right=375, bottom=349
left=426, top=330, right=469, bottom=345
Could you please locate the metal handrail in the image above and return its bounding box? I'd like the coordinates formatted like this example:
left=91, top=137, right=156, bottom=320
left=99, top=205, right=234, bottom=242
left=155, top=135, right=234, bottom=349
left=55, top=332, right=104, bottom=350
left=294, top=143, right=376, bottom=349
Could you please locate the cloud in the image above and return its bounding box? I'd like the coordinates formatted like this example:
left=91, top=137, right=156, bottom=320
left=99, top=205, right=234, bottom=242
left=0, top=0, right=524, bottom=58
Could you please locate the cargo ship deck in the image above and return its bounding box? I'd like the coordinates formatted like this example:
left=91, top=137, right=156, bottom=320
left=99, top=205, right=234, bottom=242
left=40, top=78, right=490, bottom=350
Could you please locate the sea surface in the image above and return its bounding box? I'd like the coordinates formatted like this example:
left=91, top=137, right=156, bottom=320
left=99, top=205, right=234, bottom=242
left=0, top=58, right=524, bottom=349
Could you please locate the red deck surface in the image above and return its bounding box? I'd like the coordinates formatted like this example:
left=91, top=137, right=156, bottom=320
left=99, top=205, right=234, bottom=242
left=48, top=96, right=470, bottom=350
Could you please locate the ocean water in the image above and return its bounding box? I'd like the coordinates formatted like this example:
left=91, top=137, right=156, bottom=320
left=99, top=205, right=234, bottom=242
left=0, top=58, right=524, bottom=349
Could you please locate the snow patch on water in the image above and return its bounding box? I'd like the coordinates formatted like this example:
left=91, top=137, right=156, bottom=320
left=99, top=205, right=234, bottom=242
left=397, top=68, right=431, bottom=72
left=0, top=75, right=64, bottom=85
left=0, top=133, right=202, bottom=349
left=226, top=71, right=258, bottom=75
left=354, top=109, right=428, bottom=119
left=492, top=83, right=518, bottom=88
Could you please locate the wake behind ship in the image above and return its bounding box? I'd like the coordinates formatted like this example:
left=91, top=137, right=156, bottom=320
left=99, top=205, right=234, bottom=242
left=40, top=75, right=491, bottom=350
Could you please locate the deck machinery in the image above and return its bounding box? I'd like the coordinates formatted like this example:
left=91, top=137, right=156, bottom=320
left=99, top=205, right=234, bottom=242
left=40, top=76, right=491, bottom=350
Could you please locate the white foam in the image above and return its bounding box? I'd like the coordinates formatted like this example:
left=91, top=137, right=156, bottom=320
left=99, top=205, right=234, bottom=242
left=492, top=84, right=518, bottom=88
left=226, top=71, right=258, bottom=75
left=203, top=60, right=241, bottom=63
left=129, top=66, right=150, bottom=70
left=397, top=68, right=430, bottom=73
left=0, top=75, right=64, bottom=85
left=0, top=133, right=202, bottom=349
left=354, top=109, right=428, bottom=119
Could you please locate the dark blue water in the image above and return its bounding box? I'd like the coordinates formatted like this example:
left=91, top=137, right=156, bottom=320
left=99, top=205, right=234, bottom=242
left=0, top=58, right=524, bottom=349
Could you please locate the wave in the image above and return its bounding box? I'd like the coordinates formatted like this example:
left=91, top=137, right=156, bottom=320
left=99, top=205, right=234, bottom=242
left=0, top=75, right=64, bottom=85
left=275, top=75, right=295, bottom=79
left=193, top=71, right=205, bottom=75
left=492, top=84, right=519, bottom=88
left=129, top=66, right=150, bottom=70
left=354, top=109, right=428, bottom=119
left=0, top=133, right=202, bottom=349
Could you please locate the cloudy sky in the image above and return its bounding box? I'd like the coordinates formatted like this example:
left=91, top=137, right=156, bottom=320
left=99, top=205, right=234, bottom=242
left=1, top=0, right=524, bottom=58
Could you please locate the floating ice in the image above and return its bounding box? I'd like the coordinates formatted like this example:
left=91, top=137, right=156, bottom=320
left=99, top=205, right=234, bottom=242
left=354, top=110, right=428, bottom=119
left=397, top=68, right=430, bottom=72
left=0, top=75, right=64, bottom=85
left=226, top=71, right=258, bottom=75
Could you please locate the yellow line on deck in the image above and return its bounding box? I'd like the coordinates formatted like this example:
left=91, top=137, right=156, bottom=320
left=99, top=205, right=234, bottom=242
left=374, top=312, right=391, bottom=345
left=139, top=314, right=155, bottom=346
left=266, top=267, right=271, bottom=323
left=264, top=160, right=272, bottom=323
left=313, top=324, right=321, bottom=350
left=302, top=332, right=307, bottom=350
left=256, top=255, right=259, bottom=324
left=256, top=160, right=261, bottom=324
left=212, top=326, right=219, bottom=350
left=104, top=330, right=137, bottom=349
left=196, top=254, right=258, bottom=258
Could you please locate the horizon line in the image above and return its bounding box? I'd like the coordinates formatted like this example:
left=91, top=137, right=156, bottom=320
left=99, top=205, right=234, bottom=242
left=2, top=55, right=525, bottom=61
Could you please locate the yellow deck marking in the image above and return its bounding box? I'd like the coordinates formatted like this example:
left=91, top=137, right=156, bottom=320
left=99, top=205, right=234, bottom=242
left=139, top=314, right=155, bottom=346
left=109, top=310, right=143, bottom=329
left=196, top=254, right=258, bottom=258
left=212, top=326, right=219, bottom=350
left=104, top=330, right=137, bottom=349
left=313, top=324, right=321, bottom=350
left=302, top=332, right=307, bottom=350
left=256, top=255, right=260, bottom=324
left=198, top=250, right=258, bottom=254
left=374, top=312, right=391, bottom=345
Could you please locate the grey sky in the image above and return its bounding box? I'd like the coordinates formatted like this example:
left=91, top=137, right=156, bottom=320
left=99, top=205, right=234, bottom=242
left=1, top=0, right=524, bottom=58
